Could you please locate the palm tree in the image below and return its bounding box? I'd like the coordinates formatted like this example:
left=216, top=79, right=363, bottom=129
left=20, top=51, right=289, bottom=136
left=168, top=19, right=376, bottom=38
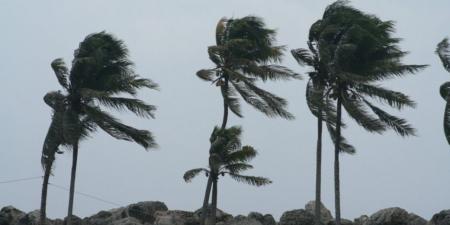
left=196, top=16, right=298, bottom=225
left=46, top=32, right=158, bottom=225
left=309, top=1, right=427, bottom=225
left=184, top=126, right=271, bottom=225
left=436, top=38, right=450, bottom=144
left=40, top=91, right=71, bottom=225
left=292, top=38, right=355, bottom=225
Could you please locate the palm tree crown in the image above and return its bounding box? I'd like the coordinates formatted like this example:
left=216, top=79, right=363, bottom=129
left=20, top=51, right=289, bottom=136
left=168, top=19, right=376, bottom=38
left=197, top=16, right=299, bottom=119
left=436, top=38, right=450, bottom=144
left=184, top=126, right=271, bottom=186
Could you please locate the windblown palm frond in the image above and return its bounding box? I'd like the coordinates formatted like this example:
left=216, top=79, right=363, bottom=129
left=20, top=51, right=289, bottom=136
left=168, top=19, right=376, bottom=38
left=183, top=168, right=209, bottom=182
left=197, top=16, right=299, bottom=119
left=436, top=38, right=450, bottom=144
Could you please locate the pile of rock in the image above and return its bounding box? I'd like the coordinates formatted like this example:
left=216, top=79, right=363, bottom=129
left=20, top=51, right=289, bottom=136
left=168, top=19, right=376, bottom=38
left=0, top=200, right=448, bottom=225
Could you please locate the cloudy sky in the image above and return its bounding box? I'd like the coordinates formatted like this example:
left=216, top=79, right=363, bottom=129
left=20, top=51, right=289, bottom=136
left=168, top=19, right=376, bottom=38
left=1, top=0, right=449, bottom=221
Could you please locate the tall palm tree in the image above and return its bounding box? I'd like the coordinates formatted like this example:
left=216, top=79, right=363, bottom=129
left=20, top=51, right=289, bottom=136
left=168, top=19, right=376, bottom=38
left=292, top=38, right=355, bottom=225
left=46, top=32, right=158, bottom=225
left=436, top=38, right=450, bottom=144
left=184, top=126, right=271, bottom=225
left=196, top=16, right=298, bottom=225
left=40, top=91, right=71, bottom=225
left=310, top=2, right=427, bottom=225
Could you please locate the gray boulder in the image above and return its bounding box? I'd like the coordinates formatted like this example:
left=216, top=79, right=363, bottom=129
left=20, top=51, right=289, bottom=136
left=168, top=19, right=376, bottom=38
left=247, top=212, right=275, bottom=225
left=305, top=201, right=333, bottom=224
left=154, top=210, right=198, bottom=225
left=366, top=207, right=409, bottom=225
left=429, top=210, right=450, bottom=225
left=111, top=217, right=143, bottom=225
left=408, top=213, right=427, bottom=225
left=279, top=209, right=315, bottom=225
left=354, top=215, right=369, bottom=225
left=194, top=206, right=232, bottom=224
left=222, top=217, right=262, bottom=225
left=327, top=219, right=354, bottom=225
left=0, top=206, right=26, bottom=225
left=17, top=210, right=43, bottom=225
left=126, top=201, right=168, bottom=224
left=83, top=207, right=128, bottom=225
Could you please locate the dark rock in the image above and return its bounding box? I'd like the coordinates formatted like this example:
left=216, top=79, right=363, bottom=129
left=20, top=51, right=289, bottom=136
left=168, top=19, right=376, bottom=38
left=154, top=210, right=198, bottom=225
left=366, top=207, right=409, bottom=225
left=407, top=213, right=427, bottom=225
left=279, top=209, right=315, bottom=225
left=194, top=206, right=232, bottom=224
left=126, top=201, right=168, bottom=224
left=305, top=201, right=333, bottom=224
left=354, top=215, right=369, bottom=225
left=0, top=206, right=26, bottom=225
left=429, top=210, right=450, bottom=225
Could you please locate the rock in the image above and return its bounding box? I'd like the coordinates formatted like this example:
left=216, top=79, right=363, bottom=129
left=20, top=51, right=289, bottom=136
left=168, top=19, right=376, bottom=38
left=17, top=210, right=45, bottom=225
left=305, top=201, right=333, bottom=224
left=429, top=210, right=450, bottom=225
left=366, top=207, right=409, bottom=225
left=354, top=215, right=369, bottom=225
left=223, top=217, right=262, bottom=225
left=126, top=201, right=168, bottom=224
left=63, top=215, right=83, bottom=225
left=0, top=206, right=26, bottom=225
left=84, top=208, right=128, bottom=225
left=408, top=213, right=427, bottom=225
left=111, top=217, right=143, bottom=225
left=327, top=219, right=354, bottom=225
left=247, top=212, right=275, bottom=225
left=194, top=206, right=232, bottom=224
left=154, top=210, right=198, bottom=225
left=279, top=209, right=315, bottom=225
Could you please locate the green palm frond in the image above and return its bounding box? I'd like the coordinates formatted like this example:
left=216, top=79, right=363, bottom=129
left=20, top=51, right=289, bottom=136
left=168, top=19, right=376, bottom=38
left=436, top=38, right=450, bottom=72
left=341, top=94, right=386, bottom=133
left=326, top=123, right=356, bottom=154
left=227, top=145, right=257, bottom=163
left=354, top=83, right=415, bottom=109
left=80, top=88, right=156, bottom=118
left=444, top=99, right=450, bottom=145
left=196, top=69, right=217, bottom=82
left=51, top=58, right=69, bottom=90
left=291, top=48, right=315, bottom=67
left=223, top=163, right=253, bottom=174
left=364, top=100, right=415, bottom=136
left=183, top=168, right=209, bottom=182
left=84, top=105, right=156, bottom=149
left=221, top=85, right=242, bottom=117
left=228, top=173, right=272, bottom=186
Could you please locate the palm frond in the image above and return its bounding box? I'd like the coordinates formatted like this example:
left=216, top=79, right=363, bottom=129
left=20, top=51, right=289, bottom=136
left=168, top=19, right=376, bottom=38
left=244, top=64, right=301, bottom=81
left=436, top=38, right=450, bottom=72
left=51, top=58, right=69, bottom=90
left=326, top=123, right=356, bottom=154
left=364, top=100, right=416, bottom=136
left=291, top=48, right=315, bottom=67
left=221, top=84, right=242, bottom=117
left=223, top=163, right=253, bottom=174
left=227, top=145, right=257, bottom=163
left=354, top=83, right=415, bottom=109
left=183, top=168, right=209, bottom=182
left=84, top=105, right=157, bottom=149
left=341, top=94, right=386, bottom=133
left=444, top=99, right=450, bottom=144
left=228, top=173, right=272, bottom=186
left=196, top=69, right=217, bottom=82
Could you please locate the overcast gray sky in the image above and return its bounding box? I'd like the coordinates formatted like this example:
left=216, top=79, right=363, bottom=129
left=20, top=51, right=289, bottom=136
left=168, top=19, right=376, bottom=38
left=1, top=0, right=449, bottom=221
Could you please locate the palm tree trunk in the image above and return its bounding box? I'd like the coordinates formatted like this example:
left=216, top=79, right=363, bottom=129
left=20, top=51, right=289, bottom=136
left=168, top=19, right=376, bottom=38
left=40, top=163, right=52, bottom=225
left=200, top=176, right=213, bottom=225
left=67, top=142, right=79, bottom=225
left=210, top=177, right=218, bottom=225
left=334, top=98, right=342, bottom=225
left=315, top=116, right=323, bottom=225
left=220, top=78, right=229, bottom=130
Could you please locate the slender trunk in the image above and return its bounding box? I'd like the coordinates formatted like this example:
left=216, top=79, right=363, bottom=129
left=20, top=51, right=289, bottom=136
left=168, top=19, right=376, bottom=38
left=334, top=98, right=342, bottom=225
left=200, top=176, right=213, bottom=225
left=220, top=77, right=229, bottom=130
left=210, top=176, right=218, bottom=225
left=67, top=142, right=79, bottom=225
left=315, top=116, right=323, bottom=225
left=40, top=163, right=52, bottom=225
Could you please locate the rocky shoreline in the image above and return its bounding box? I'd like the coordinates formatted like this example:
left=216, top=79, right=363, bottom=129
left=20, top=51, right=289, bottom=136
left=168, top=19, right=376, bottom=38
left=0, top=201, right=448, bottom=225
